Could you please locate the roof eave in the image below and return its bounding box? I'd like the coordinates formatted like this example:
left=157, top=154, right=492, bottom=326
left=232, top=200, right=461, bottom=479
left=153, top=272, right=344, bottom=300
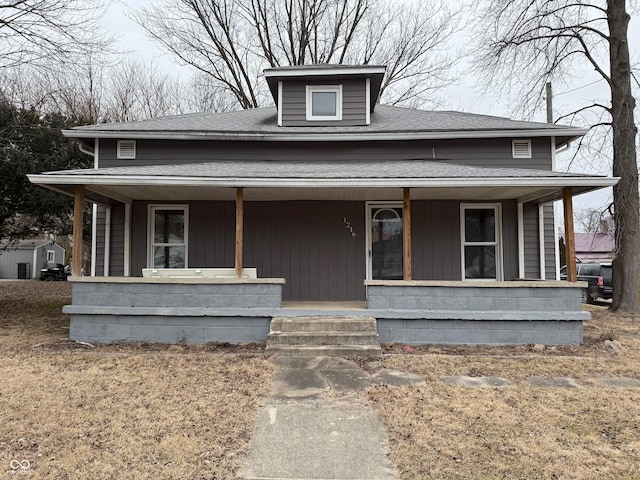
left=28, top=173, right=619, bottom=190
left=61, top=128, right=589, bottom=142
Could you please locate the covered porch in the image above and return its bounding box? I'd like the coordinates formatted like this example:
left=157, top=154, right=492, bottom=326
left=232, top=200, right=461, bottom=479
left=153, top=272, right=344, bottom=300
left=29, top=160, right=617, bottom=345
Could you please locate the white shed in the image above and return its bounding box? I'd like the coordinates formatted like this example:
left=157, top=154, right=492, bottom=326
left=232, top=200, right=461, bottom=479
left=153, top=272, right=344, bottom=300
left=0, top=239, right=66, bottom=279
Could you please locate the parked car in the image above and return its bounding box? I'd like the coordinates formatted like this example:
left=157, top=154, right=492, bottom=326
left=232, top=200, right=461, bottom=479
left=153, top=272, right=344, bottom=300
left=39, top=263, right=69, bottom=281
left=560, top=262, right=613, bottom=304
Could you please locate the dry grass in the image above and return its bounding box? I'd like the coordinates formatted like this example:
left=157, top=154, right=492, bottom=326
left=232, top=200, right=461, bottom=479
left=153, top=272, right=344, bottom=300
left=3, top=281, right=640, bottom=479
left=371, top=304, right=640, bottom=480
left=0, top=281, right=274, bottom=479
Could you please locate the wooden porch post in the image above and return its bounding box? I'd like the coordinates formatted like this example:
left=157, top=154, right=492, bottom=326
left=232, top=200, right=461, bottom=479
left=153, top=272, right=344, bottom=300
left=403, top=187, right=412, bottom=280
left=563, top=187, right=577, bottom=282
left=235, top=187, right=244, bottom=278
left=72, top=185, right=85, bottom=277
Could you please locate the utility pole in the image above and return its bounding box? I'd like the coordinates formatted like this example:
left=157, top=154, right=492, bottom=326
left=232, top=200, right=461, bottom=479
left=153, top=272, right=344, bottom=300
left=546, top=82, right=553, bottom=123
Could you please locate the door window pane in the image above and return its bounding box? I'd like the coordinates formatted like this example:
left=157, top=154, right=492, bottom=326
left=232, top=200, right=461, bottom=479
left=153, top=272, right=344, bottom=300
left=371, top=208, right=403, bottom=280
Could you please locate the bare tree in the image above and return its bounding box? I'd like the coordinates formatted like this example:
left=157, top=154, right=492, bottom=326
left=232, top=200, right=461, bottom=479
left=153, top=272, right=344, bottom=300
left=106, top=58, right=189, bottom=122
left=0, top=0, right=112, bottom=70
left=133, top=0, right=460, bottom=110
left=472, top=0, right=639, bottom=312
left=575, top=207, right=615, bottom=234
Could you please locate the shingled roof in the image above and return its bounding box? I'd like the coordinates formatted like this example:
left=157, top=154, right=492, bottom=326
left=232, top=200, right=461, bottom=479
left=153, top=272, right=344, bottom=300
left=63, top=105, right=586, bottom=145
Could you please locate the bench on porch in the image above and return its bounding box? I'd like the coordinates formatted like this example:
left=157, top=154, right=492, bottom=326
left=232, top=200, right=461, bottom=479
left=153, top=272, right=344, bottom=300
left=142, top=267, right=258, bottom=279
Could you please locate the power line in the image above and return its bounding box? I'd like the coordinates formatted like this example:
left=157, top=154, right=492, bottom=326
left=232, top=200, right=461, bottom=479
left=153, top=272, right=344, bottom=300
left=555, top=78, right=606, bottom=96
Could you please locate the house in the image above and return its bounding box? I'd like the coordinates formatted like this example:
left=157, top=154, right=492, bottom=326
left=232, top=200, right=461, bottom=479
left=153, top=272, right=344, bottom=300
left=0, top=239, right=65, bottom=279
left=575, top=233, right=615, bottom=263
left=28, top=64, right=618, bottom=348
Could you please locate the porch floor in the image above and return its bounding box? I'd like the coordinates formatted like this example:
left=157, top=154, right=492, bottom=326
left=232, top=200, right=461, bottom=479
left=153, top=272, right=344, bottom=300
left=281, top=301, right=368, bottom=311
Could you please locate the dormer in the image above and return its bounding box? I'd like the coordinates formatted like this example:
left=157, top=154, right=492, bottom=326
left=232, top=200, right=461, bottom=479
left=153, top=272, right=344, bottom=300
left=264, top=65, right=386, bottom=127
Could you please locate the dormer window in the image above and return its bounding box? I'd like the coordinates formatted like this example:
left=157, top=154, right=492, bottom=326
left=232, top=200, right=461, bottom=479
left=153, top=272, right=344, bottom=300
left=306, top=85, right=342, bottom=121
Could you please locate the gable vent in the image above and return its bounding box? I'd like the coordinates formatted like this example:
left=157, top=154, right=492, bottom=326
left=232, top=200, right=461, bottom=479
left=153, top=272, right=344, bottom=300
left=512, top=139, right=531, bottom=158
left=117, top=140, right=136, bottom=159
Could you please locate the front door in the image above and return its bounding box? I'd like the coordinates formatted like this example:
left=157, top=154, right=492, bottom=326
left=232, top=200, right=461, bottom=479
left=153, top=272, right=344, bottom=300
left=367, top=203, right=403, bottom=280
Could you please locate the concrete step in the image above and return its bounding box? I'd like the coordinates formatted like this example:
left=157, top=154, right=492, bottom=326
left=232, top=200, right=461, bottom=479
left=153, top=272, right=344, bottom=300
left=266, top=315, right=381, bottom=357
left=265, top=344, right=382, bottom=358
left=267, top=332, right=380, bottom=346
left=270, top=316, right=377, bottom=333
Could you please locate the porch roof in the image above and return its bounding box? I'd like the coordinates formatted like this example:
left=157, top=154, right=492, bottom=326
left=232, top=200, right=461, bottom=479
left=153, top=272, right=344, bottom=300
left=29, top=159, right=618, bottom=206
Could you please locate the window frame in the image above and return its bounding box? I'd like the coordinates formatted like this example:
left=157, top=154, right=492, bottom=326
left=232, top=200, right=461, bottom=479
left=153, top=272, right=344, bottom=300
left=460, top=203, right=503, bottom=281
left=117, top=140, right=136, bottom=159
left=147, top=205, right=189, bottom=269
left=46, top=249, right=56, bottom=264
left=306, top=84, right=342, bottom=121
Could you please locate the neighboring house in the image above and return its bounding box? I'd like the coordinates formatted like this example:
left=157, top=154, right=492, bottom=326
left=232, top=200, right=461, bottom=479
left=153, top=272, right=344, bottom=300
left=29, top=64, right=617, bottom=347
left=0, top=239, right=65, bottom=279
left=575, top=233, right=615, bottom=263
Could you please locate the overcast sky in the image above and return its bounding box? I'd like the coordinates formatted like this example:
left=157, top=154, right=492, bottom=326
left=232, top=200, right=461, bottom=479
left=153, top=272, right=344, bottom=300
left=101, top=0, right=640, bottom=213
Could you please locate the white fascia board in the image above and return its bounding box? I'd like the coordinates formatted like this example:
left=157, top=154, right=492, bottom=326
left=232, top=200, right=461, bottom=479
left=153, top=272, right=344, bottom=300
left=27, top=173, right=620, bottom=189
left=264, top=66, right=386, bottom=78
left=61, top=128, right=589, bottom=142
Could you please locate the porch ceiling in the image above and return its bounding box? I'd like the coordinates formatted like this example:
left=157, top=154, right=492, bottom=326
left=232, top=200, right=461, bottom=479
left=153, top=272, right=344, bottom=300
left=28, top=159, right=618, bottom=206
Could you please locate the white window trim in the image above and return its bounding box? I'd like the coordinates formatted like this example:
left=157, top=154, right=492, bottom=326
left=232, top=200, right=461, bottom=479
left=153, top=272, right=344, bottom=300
left=147, top=205, right=189, bottom=269
left=365, top=78, right=371, bottom=125
left=306, top=85, right=342, bottom=121
left=460, top=203, right=504, bottom=281
left=117, top=140, right=136, bottom=159
left=277, top=80, right=283, bottom=127
left=46, top=250, right=56, bottom=263
left=512, top=139, right=532, bottom=158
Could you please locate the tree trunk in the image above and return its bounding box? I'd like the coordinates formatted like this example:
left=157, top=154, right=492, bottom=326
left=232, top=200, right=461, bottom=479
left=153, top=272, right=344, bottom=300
left=608, top=0, right=640, bottom=312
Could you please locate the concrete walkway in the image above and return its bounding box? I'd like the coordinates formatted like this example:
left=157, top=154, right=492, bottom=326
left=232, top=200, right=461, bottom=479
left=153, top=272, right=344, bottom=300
left=238, top=356, right=640, bottom=480
left=238, top=357, right=410, bottom=480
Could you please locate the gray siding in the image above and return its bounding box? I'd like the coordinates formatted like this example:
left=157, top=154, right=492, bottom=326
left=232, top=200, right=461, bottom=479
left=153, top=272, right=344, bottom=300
left=543, top=203, right=557, bottom=279
left=130, top=200, right=367, bottom=301
left=281, top=79, right=367, bottom=126
left=502, top=200, right=519, bottom=280
left=412, top=200, right=461, bottom=280
left=110, top=204, right=125, bottom=276
left=94, top=205, right=106, bottom=276
left=523, top=203, right=541, bottom=278
left=121, top=199, right=520, bottom=300
left=97, top=137, right=553, bottom=171
left=412, top=200, right=518, bottom=282
left=245, top=200, right=366, bottom=301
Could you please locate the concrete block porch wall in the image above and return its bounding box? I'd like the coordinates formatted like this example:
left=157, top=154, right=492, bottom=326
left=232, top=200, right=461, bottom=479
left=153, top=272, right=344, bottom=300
left=366, top=280, right=589, bottom=345
left=65, top=278, right=589, bottom=346
left=64, top=277, right=284, bottom=344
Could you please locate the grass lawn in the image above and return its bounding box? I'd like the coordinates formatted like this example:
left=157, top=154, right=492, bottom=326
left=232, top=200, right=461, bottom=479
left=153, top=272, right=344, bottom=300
left=2, top=281, right=640, bottom=479
left=0, top=281, right=274, bottom=479
left=370, top=305, right=640, bottom=479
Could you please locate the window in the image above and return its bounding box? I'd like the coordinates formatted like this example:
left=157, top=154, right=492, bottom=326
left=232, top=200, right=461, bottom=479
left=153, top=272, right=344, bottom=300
left=149, top=206, right=188, bottom=268
left=512, top=139, right=531, bottom=158
left=461, top=205, right=502, bottom=280
left=46, top=250, right=56, bottom=264
left=306, top=85, right=342, bottom=121
left=117, top=140, right=136, bottom=159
